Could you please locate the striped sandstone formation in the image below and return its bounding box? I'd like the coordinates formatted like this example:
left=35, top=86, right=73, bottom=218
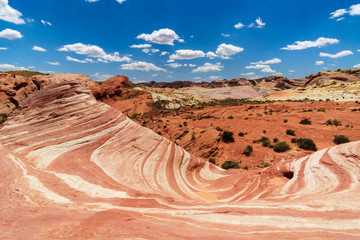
left=0, top=80, right=359, bottom=239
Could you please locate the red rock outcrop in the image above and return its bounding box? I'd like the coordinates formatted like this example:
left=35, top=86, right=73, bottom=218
left=0, top=73, right=38, bottom=115
left=304, top=68, right=360, bottom=86
left=0, top=80, right=360, bottom=239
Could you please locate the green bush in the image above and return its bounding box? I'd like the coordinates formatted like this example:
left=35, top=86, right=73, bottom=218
left=238, top=132, right=245, bottom=137
left=334, top=135, right=350, bottom=145
left=298, top=138, right=317, bottom=151
left=209, top=158, right=216, bottom=164
left=221, top=131, right=235, bottom=143
left=273, top=141, right=290, bottom=152
left=221, top=160, right=240, bottom=170
left=273, top=138, right=279, bottom=143
left=284, top=119, right=288, bottom=123
left=263, top=162, right=271, bottom=168
left=243, top=145, right=253, bottom=156
left=299, top=118, right=311, bottom=125
left=286, top=129, right=296, bottom=136
left=261, top=137, right=271, bottom=147
left=228, top=116, right=234, bottom=119
left=0, top=113, right=8, bottom=124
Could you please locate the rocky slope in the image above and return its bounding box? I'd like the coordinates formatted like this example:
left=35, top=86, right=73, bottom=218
left=0, top=80, right=360, bottom=239
left=0, top=73, right=140, bottom=119
left=304, top=68, right=360, bottom=86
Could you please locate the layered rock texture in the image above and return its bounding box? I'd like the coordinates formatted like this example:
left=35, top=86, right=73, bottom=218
left=1, top=80, right=360, bottom=239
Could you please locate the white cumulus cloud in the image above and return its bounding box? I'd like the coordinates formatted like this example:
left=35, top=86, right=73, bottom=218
left=92, top=72, right=113, bottom=81
left=209, top=76, right=222, bottom=80
left=281, top=37, right=339, bottom=50
left=354, top=63, right=360, bottom=68
left=251, top=58, right=281, bottom=65
left=315, top=61, right=324, bottom=65
left=169, top=49, right=205, bottom=60
left=0, top=63, right=27, bottom=71
left=319, top=50, right=353, bottom=58
left=255, top=17, right=266, bottom=28
left=221, top=33, right=231, bottom=37
left=0, top=28, right=22, bottom=39
left=234, top=22, right=245, bottom=29
left=166, top=63, right=183, bottom=68
left=261, top=67, right=276, bottom=73
left=192, top=62, right=223, bottom=73
left=136, top=28, right=183, bottom=46
left=0, top=47, right=8, bottom=50
left=241, top=72, right=256, bottom=76
left=47, top=62, right=60, bottom=66
left=215, top=43, right=244, bottom=59
left=58, top=43, right=131, bottom=62
left=121, top=61, right=166, bottom=72
left=245, top=64, right=270, bottom=69
left=32, top=45, right=47, bottom=52
left=0, top=0, right=25, bottom=24
left=130, top=44, right=151, bottom=48
left=41, top=20, right=52, bottom=26
left=206, top=51, right=218, bottom=59
left=350, top=4, right=360, bottom=16
left=330, top=9, right=348, bottom=19
left=66, top=56, right=89, bottom=63
left=330, top=4, right=360, bottom=20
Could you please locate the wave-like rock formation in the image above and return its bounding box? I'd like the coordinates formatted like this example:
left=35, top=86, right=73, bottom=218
left=1, top=80, right=360, bottom=239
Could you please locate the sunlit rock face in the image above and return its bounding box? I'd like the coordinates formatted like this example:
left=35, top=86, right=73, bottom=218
left=0, top=80, right=360, bottom=239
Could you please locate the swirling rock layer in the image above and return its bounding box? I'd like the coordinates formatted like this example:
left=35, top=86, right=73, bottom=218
left=0, top=80, right=360, bottom=239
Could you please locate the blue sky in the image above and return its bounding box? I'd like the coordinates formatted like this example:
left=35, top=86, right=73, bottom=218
left=0, top=0, right=359, bottom=83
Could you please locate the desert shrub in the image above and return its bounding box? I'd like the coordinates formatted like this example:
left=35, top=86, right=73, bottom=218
left=183, top=122, right=187, bottom=126
left=0, top=113, right=8, bottom=124
left=263, top=130, right=267, bottom=133
left=238, top=132, right=245, bottom=137
left=228, top=116, right=234, bottom=119
left=299, top=118, right=311, bottom=125
left=216, top=126, right=223, bottom=131
left=273, top=138, right=279, bottom=143
left=291, top=138, right=298, bottom=143
left=298, top=138, right=317, bottom=151
left=326, top=119, right=341, bottom=126
left=273, top=141, right=290, bottom=152
left=221, top=131, right=235, bottom=143
left=200, top=115, right=213, bottom=120
left=243, top=145, right=253, bottom=156
left=263, top=162, right=271, bottom=168
left=286, top=129, right=296, bottom=136
left=221, top=161, right=240, bottom=170
left=261, top=137, right=271, bottom=147
left=179, top=124, right=183, bottom=127
left=157, top=131, right=162, bottom=135
left=334, top=135, right=350, bottom=145
left=284, top=119, right=288, bottom=123
left=191, top=134, right=196, bottom=141
left=332, top=119, right=341, bottom=126
left=209, top=158, right=216, bottom=164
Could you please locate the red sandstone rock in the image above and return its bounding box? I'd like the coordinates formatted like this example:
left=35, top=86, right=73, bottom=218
left=0, top=80, right=360, bottom=239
